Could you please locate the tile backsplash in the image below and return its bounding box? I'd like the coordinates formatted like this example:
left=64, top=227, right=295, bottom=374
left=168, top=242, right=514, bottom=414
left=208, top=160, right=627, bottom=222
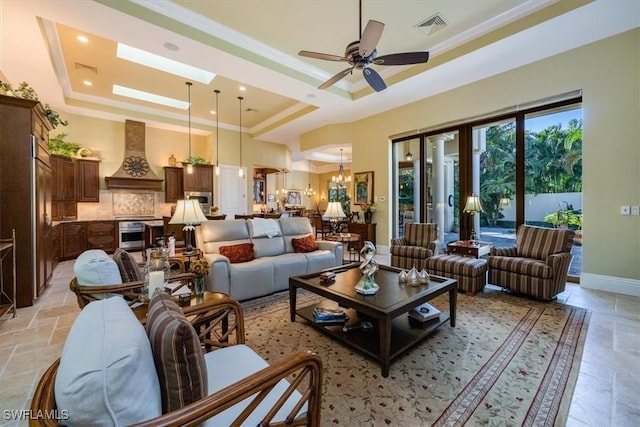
left=112, top=193, right=154, bottom=216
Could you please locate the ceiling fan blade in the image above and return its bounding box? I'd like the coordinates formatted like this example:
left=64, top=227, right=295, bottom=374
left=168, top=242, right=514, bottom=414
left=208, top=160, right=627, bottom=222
left=373, top=51, right=430, bottom=66
left=359, top=20, right=384, bottom=57
left=298, top=50, right=348, bottom=62
left=318, top=67, right=354, bottom=90
left=363, top=67, right=387, bottom=92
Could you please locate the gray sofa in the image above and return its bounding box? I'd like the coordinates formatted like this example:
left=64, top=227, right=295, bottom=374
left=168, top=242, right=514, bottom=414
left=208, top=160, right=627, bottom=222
left=195, top=217, right=343, bottom=301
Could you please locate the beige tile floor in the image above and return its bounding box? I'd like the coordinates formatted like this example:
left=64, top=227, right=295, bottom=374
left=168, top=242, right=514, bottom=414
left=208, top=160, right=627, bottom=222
left=1, top=258, right=639, bottom=426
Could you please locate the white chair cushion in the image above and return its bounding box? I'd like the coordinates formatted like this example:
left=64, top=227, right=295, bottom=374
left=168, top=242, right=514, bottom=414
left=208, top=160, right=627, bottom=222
left=73, top=249, right=123, bottom=286
left=248, top=218, right=282, bottom=238
left=54, top=297, right=162, bottom=426
left=203, top=344, right=306, bottom=426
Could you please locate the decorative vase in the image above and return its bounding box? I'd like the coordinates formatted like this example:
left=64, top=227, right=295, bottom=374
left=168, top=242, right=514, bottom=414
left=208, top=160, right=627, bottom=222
left=364, top=211, right=373, bottom=224
left=195, top=276, right=206, bottom=297
left=408, top=266, right=421, bottom=286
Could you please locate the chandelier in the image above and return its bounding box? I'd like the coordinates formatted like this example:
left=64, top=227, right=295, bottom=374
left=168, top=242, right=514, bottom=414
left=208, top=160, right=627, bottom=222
left=303, top=160, right=316, bottom=198
left=331, top=148, right=351, bottom=187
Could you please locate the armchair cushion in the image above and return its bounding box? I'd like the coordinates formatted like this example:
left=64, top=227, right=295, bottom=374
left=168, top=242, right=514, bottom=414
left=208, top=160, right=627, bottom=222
left=220, top=243, right=255, bottom=263
left=113, top=248, right=143, bottom=282
left=404, top=223, right=438, bottom=247
left=146, top=292, right=208, bottom=413
left=488, top=256, right=552, bottom=279
left=73, top=249, right=122, bottom=287
left=516, top=225, right=573, bottom=259
left=54, top=297, right=161, bottom=426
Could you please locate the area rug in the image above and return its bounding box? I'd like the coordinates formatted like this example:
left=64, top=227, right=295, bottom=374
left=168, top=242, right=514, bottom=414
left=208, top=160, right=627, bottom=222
left=240, top=288, right=590, bottom=427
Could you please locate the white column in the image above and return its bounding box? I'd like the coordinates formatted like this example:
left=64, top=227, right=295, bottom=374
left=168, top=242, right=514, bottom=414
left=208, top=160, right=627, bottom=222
left=430, top=136, right=446, bottom=246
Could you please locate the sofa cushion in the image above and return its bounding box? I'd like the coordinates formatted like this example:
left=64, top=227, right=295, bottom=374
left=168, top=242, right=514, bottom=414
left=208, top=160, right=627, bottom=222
left=203, top=345, right=306, bottom=427
left=112, top=248, right=143, bottom=282
left=248, top=218, right=282, bottom=238
left=55, top=297, right=161, bottom=426
left=146, top=292, right=208, bottom=413
left=292, top=234, right=319, bottom=253
left=220, top=243, right=255, bottom=263
left=73, top=249, right=122, bottom=286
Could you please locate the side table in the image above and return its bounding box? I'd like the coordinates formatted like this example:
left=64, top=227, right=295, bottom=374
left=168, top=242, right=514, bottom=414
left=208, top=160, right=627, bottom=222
left=446, top=240, right=492, bottom=258
left=325, top=233, right=361, bottom=263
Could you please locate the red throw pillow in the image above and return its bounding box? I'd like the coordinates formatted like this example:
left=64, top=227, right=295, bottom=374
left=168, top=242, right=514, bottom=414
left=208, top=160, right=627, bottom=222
left=219, top=243, right=255, bottom=263
left=292, top=235, right=319, bottom=253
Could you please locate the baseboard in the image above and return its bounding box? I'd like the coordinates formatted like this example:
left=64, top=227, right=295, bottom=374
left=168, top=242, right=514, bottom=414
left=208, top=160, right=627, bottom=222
left=580, top=273, right=640, bottom=297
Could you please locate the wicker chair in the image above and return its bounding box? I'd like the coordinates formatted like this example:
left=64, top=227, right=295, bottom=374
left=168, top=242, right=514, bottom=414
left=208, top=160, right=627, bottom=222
left=488, top=225, right=574, bottom=299
left=390, top=223, right=439, bottom=271
left=30, top=295, right=323, bottom=427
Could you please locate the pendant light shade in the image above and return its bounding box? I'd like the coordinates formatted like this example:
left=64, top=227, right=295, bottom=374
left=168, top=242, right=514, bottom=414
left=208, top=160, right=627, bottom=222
left=304, top=159, right=316, bottom=197
left=214, top=89, right=221, bottom=176
left=186, top=81, right=193, bottom=175
left=238, top=96, right=244, bottom=178
left=331, top=148, right=351, bottom=187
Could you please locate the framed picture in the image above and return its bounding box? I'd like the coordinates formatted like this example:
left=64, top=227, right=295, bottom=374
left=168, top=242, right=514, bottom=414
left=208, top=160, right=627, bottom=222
left=267, top=194, right=275, bottom=202
left=327, top=182, right=347, bottom=202
left=285, top=190, right=302, bottom=206
left=354, top=171, right=374, bottom=205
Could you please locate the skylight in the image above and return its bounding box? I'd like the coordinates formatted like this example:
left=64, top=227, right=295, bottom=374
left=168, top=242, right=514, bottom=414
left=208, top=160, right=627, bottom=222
left=116, top=43, right=216, bottom=84
left=113, top=85, right=189, bottom=109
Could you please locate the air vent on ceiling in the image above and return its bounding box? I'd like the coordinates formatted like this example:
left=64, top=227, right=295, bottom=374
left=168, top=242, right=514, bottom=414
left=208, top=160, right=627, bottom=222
left=416, top=13, right=447, bottom=36
left=245, top=108, right=259, bottom=112
left=74, top=62, right=98, bottom=74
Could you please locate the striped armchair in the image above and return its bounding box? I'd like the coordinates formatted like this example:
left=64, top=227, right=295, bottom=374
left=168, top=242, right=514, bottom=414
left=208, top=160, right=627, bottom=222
left=390, top=223, right=439, bottom=271
left=488, top=225, right=574, bottom=299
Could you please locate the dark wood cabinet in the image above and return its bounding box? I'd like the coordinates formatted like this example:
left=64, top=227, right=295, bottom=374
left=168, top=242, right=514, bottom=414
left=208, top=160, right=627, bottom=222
left=52, top=224, right=61, bottom=268
left=86, top=221, right=116, bottom=252
left=0, top=95, right=53, bottom=307
left=62, top=222, right=86, bottom=259
left=76, top=159, right=100, bottom=202
left=51, top=155, right=77, bottom=220
left=347, top=222, right=377, bottom=245
left=183, top=164, right=213, bottom=192
left=164, top=166, right=184, bottom=202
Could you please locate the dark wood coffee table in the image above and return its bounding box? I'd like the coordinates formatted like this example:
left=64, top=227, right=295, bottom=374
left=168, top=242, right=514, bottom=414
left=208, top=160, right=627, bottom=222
left=289, top=264, right=457, bottom=377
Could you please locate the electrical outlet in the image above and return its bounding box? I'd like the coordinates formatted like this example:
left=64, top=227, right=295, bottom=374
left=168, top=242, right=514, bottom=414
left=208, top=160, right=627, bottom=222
left=621, top=205, right=630, bottom=215
left=631, top=206, right=640, bottom=216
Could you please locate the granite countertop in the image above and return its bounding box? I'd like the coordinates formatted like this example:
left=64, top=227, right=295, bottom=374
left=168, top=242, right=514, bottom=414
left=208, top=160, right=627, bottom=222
left=52, top=217, right=163, bottom=227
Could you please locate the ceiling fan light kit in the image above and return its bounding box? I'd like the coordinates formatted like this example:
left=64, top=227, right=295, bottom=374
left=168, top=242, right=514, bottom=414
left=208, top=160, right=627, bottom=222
left=299, top=0, right=429, bottom=92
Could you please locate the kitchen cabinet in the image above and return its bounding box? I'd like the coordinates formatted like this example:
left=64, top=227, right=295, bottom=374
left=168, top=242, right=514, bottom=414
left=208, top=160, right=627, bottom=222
left=86, top=221, right=116, bottom=252
left=51, top=155, right=77, bottom=220
left=183, top=164, right=213, bottom=192
left=0, top=95, right=53, bottom=307
left=347, top=222, right=377, bottom=245
left=164, top=166, right=184, bottom=203
left=52, top=224, right=61, bottom=269
left=62, top=222, right=86, bottom=259
left=76, top=159, right=100, bottom=202
left=164, top=165, right=213, bottom=202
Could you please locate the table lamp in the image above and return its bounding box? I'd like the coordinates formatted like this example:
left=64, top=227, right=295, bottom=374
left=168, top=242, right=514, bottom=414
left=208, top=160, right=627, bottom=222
left=463, top=193, right=484, bottom=244
left=324, top=201, right=346, bottom=235
left=169, top=199, right=208, bottom=255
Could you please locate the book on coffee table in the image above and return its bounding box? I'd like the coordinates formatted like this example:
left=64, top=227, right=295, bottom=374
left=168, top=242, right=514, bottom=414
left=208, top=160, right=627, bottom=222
left=408, top=302, right=441, bottom=322
left=313, top=307, right=348, bottom=323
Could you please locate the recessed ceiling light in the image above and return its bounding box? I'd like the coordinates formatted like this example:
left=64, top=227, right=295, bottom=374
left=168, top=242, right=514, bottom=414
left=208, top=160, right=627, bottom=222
left=164, top=42, right=179, bottom=51
left=112, top=84, right=189, bottom=109
left=239, top=86, right=246, bottom=92
left=83, top=80, right=93, bottom=86
left=210, top=110, right=216, bottom=115
left=116, top=43, right=215, bottom=84
left=306, top=93, right=316, bottom=99
left=77, top=35, right=89, bottom=43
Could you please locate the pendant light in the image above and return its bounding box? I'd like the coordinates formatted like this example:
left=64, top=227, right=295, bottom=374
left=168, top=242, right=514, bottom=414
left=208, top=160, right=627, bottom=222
left=214, top=89, right=221, bottom=176
left=331, top=148, right=351, bottom=187
left=237, top=96, right=244, bottom=178
left=185, top=81, right=193, bottom=175
left=304, top=159, right=316, bottom=197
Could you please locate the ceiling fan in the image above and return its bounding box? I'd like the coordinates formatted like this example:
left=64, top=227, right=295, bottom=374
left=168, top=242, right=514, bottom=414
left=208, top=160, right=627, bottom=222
left=298, top=0, right=429, bottom=92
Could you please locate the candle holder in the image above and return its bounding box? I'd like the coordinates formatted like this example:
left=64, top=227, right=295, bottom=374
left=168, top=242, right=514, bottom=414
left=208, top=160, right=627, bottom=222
left=144, top=248, right=170, bottom=300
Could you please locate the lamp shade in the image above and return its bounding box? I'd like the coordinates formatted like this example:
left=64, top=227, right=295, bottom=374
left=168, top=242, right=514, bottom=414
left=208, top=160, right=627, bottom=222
left=464, top=194, right=484, bottom=213
left=324, top=201, right=346, bottom=219
left=169, top=199, right=208, bottom=225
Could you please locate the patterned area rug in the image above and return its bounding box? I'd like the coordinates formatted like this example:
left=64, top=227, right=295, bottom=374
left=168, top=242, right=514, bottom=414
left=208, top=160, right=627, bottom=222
left=241, top=288, right=590, bottom=427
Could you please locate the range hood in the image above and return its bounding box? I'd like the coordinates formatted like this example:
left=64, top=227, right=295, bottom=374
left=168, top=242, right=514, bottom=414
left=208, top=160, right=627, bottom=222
left=105, top=120, right=163, bottom=191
